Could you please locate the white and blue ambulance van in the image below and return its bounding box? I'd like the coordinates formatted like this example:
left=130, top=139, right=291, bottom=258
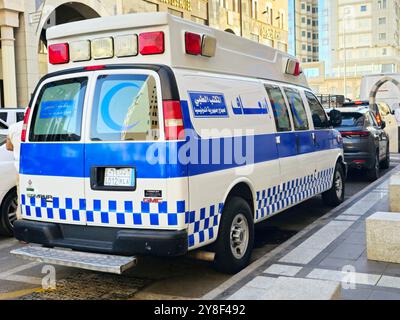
left=13, top=12, right=345, bottom=274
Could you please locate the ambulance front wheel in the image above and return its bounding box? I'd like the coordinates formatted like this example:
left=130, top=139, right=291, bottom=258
left=213, top=197, right=254, bottom=274
left=322, top=163, right=345, bottom=207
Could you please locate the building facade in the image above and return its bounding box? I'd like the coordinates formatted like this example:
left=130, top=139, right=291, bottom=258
left=288, top=0, right=319, bottom=62
left=0, top=0, right=288, bottom=109
left=303, top=0, right=400, bottom=100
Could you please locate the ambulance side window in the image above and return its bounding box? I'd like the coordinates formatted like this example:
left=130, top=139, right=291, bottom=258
left=283, top=88, right=310, bottom=131
left=264, top=84, right=292, bottom=132
left=305, top=91, right=329, bottom=129
left=91, top=74, right=159, bottom=141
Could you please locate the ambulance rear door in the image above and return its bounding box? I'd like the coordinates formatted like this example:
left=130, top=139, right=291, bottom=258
left=21, top=72, right=92, bottom=225
left=83, top=68, right=172, bottom=230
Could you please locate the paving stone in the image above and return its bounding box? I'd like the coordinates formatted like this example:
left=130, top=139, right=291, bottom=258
left=341, top=287, right=373, bottom=300
left=369, top=289, right=400, bottom=300
left=228, top=286, right=271, bottom=300
left=342, top=232, right=366, bottom=245
left=377, top=276, right=400, bottom=289
left=245, top=276, right=277, bottom=290
left=306, top=268, right=381, bottom=286
left=384, top=263, right=400, bottom=277
left=327, top=243, right=365, bottom=260
left=263, top=264, right=302, bottom=277
left=352, top=257, right=387, bottom=274
left=335, top=215, right=360, bottom=222
left=318, top=257, right=353, bottom=270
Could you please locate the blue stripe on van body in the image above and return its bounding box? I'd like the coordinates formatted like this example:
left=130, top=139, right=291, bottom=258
left=20, top=131, right=340, bottom=179
left=20, top=100, right=341, bottom=179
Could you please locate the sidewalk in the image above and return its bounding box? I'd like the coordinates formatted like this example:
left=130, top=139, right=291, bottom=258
left=204, top=155, right=400, bottom=300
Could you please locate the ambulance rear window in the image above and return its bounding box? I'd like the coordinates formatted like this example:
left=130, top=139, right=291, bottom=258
left=90, top=74, right=159, bottom=141
left=30, top=77, right=88, bottom=142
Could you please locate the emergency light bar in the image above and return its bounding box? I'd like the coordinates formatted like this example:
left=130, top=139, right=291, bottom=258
left=48, top=30, right=216, bottom=64
left=70, top=40, right=91, bottom=62
left=284, top=58, right=302, bottom=76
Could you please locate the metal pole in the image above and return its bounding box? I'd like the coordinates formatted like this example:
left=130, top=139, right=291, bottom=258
left=343, top=11, right=348, bottom=98
left=239, top=0, right=243, bottom=37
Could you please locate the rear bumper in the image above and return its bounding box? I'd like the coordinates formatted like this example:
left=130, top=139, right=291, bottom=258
left=14, top=220, right=188, bottom=257
left=344, top=152, right=374, bottom=169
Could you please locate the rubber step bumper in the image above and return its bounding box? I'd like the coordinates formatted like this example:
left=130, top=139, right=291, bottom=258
left=14, top=220, right=188, bottom=257
left=11, top=246, right=137, bottom=274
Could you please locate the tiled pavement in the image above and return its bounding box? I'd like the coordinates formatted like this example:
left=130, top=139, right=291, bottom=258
left=205, top=155, right=400, bottom=300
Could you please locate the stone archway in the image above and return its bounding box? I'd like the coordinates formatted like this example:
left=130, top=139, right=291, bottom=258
left=369, top=76, right=400, bottom=110
left=37, top=1, right=102, bottom=76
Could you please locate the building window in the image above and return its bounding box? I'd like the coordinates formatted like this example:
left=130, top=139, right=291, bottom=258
left=360, top=5, right=367, bottom=12
left=379, top=33, right=386, bottom=40
left=379, top=17, right=386, bottom=25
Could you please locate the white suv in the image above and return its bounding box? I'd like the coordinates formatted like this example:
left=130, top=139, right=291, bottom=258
left=0, top=108, right=25, bottom=126
left=0, top=135, right=17, bottom=236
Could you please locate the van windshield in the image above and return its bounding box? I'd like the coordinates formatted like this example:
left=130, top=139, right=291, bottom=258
left=30, top=77, right=88, bottom=142
left=90, top=74, right=159, bottom=141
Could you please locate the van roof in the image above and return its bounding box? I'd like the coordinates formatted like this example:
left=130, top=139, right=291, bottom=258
left=46, top=12, right=309, bottom=88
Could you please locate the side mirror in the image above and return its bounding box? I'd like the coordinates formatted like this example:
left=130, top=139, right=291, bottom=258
left=329, top=109, right=342, bottom=127
left=381, top=121, right=386, bottom=130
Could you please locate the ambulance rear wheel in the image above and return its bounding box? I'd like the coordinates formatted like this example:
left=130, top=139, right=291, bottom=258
left=322, top=164, right=345, bottom=207
left=213, top=197, right=254, bottom=274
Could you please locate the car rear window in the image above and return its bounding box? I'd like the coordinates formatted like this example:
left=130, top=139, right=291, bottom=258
left=0, top=112, right=7, bottom=122
left=90, top=74, right=159, bottom=141
left=29, top=77, right=88, bottom=142
left=340, top=113, right=365, bottom=127
left=0, top=120, right=7, bottom=130
left=0, top=134, right=6, bottom=146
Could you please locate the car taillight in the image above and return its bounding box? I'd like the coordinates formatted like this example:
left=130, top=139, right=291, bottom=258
left=48, top=43, right=69, bottom=64
left=340, top=131, right=370, bottom=137
left=21, top=107, right=31, bottom=142
left=163, top=100, right=184, bottom=140
left=139, top=32, right=164, bottom=55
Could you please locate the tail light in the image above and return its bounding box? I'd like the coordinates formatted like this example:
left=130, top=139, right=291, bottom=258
left=48, top=43, right=69, bottom=65
left=163, top=101, right=185, bottom=140
left=340, top=131, right=370, bottom=137
left=139, top=32, right=164, bottom=55
left=21, top=107, right=31, bottom=142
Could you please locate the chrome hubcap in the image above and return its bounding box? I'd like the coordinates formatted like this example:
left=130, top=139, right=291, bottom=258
left=334, top=171, right=343, bottom=199
left=230, top=214, right=249, bottom=260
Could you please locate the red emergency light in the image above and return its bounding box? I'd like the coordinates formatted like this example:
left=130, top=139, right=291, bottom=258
left=139, top=32, right=165, bottom=55
left=185, top=32, right=202, bottom=55
left=48, top=43, right=70, bottom=65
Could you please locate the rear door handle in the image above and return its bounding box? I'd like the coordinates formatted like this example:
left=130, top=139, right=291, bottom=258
left=276, top=136, right=281, bottom=144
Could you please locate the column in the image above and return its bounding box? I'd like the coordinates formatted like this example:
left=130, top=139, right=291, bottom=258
left=1, top=25, right=17, bottom=107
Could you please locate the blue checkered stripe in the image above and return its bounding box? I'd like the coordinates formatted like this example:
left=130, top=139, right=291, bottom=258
left=186, top=203, right=224, bottom=249
left=21, top=195, right=186, bottom=228
left=255, top=168, right=334, bottom=221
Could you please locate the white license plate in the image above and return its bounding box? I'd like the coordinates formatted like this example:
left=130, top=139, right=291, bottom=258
left=104, top=168, right=135, bottom=187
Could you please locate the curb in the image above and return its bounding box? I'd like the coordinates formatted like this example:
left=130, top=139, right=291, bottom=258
left=202, top=163, right=400, bottom=300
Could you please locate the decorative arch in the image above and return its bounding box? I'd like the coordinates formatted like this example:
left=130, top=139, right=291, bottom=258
left=36, top=0, right=104, bottom=47
left=369, top=76, right=400, bottom=110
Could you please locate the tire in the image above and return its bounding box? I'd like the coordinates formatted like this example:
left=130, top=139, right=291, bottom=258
left=322, top=163, right=345, bottom=207
left=0, top=189, right=18, bottom=237
left=367, top=153, right=380, bottom=182
left=380, top=147, right=390, bottom=170
left=213, top=197, right=254, bottom=274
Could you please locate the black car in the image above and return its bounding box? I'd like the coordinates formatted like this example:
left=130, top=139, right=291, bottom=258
left=335, top=106, right=390, bottom=181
